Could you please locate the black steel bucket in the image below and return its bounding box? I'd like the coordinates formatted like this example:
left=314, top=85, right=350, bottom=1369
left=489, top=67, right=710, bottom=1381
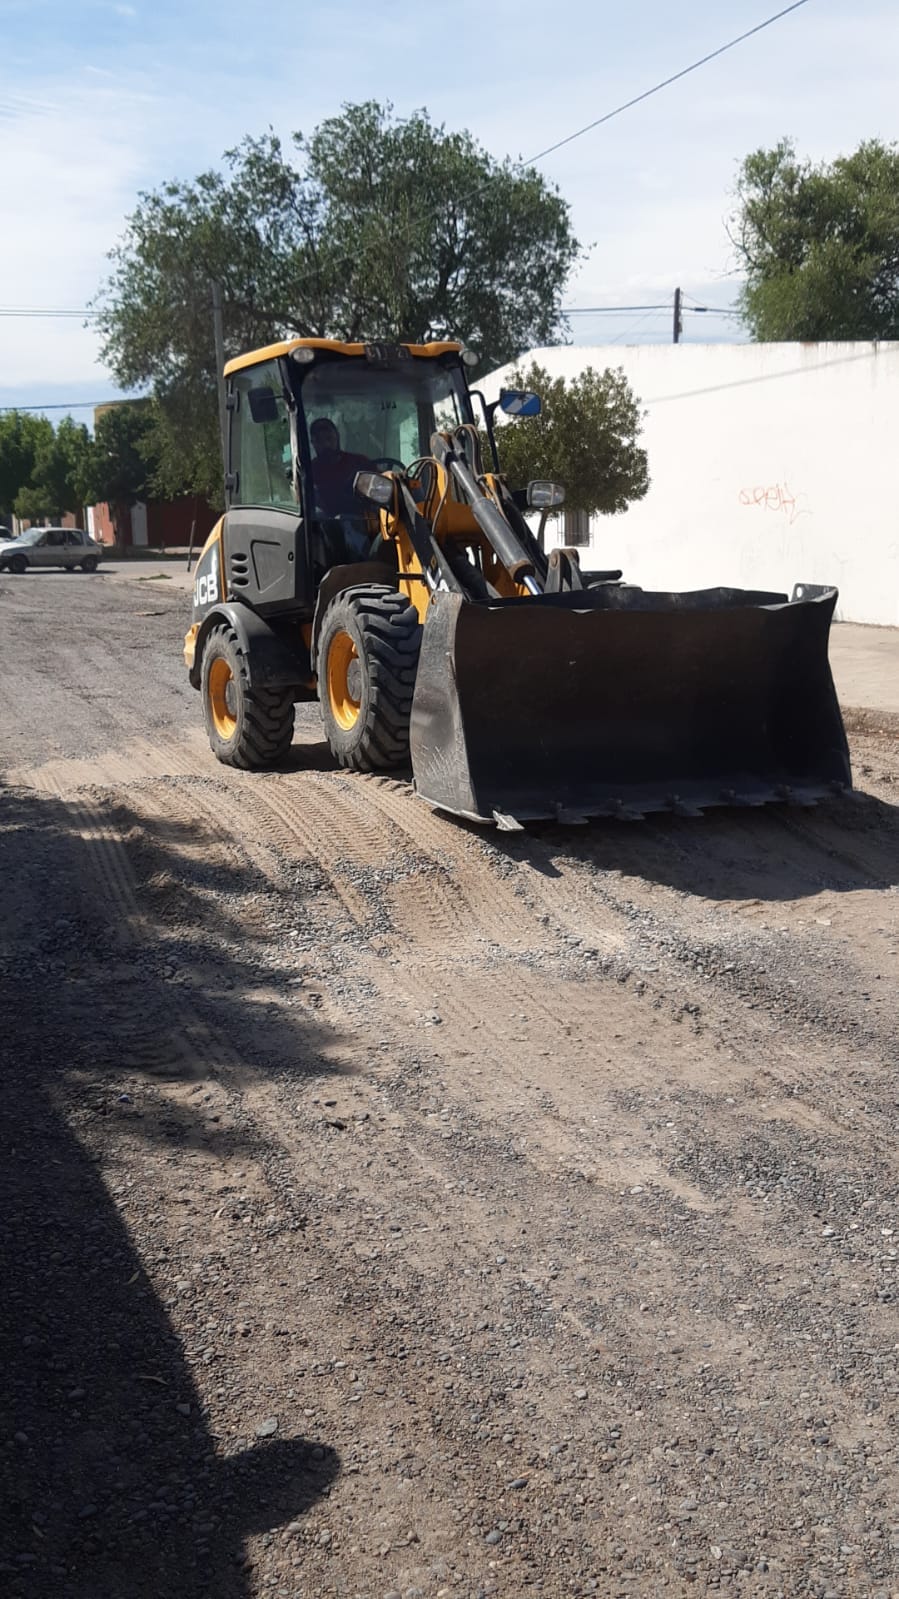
left=408, top=585, right=851, bottom=825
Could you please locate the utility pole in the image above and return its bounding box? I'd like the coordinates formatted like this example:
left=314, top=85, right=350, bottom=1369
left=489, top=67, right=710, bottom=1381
left=211, top=282, right=228, bottom=469
left=673, top=286, right=682, bottom=345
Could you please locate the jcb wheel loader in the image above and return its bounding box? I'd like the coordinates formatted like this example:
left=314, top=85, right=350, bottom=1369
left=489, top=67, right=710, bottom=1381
left=184, top=337, right=851, bottom=826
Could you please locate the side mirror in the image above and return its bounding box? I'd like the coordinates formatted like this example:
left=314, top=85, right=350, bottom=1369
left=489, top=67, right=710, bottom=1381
left=527, top=480, right=565, bottom=509
left=353, top=471, right=394, bottom=508
left=499, top=388, right=542, bottom=419
left=247, top=386, right=279, bottom=424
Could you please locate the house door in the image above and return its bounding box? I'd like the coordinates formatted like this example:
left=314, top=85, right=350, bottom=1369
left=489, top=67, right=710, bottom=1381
left=132, top=502, right=148, bottom=546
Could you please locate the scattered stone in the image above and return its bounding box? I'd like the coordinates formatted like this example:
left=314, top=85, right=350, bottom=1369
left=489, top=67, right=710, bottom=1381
left=256, top=1417, right=279, bottom=1438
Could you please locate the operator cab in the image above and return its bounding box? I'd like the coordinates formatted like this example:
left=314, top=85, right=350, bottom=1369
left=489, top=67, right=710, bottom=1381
left=225, top=339, right=476, bottom=588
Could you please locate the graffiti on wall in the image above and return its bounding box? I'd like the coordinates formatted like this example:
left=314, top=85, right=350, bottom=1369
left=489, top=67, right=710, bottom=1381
left=738, top=482, right=811, bottom=526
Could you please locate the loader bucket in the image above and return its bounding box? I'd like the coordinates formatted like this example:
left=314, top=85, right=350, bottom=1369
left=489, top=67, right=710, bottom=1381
left=409, top=585, right=851, bottom=825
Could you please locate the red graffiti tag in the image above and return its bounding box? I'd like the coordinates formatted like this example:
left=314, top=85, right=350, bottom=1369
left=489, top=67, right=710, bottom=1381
left=738, top=482, right=810, bottom=526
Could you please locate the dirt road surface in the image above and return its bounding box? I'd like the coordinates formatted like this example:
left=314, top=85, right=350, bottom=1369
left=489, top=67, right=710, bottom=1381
left=1, top=569, right=897, bottom=1599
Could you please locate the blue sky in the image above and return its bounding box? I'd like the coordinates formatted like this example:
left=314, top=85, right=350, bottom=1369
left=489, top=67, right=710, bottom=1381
left=1, top=0, right=897, bottom=416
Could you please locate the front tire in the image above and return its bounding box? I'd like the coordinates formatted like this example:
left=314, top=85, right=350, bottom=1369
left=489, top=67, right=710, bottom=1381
left=80, top=556, right=98, bottom=573
left=200, top=622, right=295, bottom=769
left=318, top=585, right=421, bottom=771
left=9, top=555, right=27, bottom=574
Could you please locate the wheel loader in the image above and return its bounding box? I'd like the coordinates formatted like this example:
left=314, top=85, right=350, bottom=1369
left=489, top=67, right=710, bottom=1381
left=184, top=337, right=851, bottom=826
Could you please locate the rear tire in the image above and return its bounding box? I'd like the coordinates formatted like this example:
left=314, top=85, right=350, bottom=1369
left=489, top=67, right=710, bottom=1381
left=80, top=556, right=98, bottom=573
left=9, top=555, right=27, bottom=574
left=200, top=622, right=295, bottom=769
left=318, top=585, right=421, bottom=771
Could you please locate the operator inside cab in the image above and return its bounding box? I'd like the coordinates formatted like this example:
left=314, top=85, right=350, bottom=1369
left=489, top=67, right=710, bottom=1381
left=309, top=418, right=371, bottom=518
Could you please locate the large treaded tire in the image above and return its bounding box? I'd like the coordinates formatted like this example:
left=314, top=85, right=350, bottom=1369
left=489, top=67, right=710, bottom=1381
left=200, top=622, right=295, bottom=770
left=318, top=585, right=421, bottom=771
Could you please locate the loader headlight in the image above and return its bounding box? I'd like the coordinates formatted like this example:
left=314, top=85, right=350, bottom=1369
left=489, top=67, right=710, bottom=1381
left=290, top=346, right=316, bottom=364
left=527, top=480, right=565, bottom=509
left=354, top=471, right=394, bottom=508
left=460, top=348, right=479, bottom=367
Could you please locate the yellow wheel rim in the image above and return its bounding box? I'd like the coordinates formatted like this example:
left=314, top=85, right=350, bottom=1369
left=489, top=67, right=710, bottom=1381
left=208, top=655, right=238, bottom=739
left=327, top=629, right=361, bottom=731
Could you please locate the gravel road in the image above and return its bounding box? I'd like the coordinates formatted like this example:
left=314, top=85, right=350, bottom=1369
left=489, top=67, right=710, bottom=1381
left=1, top=569, right=897, bottom=1599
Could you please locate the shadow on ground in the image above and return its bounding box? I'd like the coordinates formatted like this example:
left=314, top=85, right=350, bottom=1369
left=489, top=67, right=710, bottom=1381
left=0, top=788, right=341, bottom=1598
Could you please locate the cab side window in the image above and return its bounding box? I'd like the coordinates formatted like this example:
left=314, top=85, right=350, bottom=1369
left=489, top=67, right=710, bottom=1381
left=230, top=362, right=296, bottom=512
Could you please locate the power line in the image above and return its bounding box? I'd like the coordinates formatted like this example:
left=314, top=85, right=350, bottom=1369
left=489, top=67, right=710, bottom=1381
left=0, top=399, right=144, bottom=413
left=685, top=305, right=743, bottom=318
left=607, top=308, right=668, bottom=345
left=564, top=304, right=671, bottom=314
left=680, top=290, right=743, bottom=316
left=523, top=0, right=811, bottom=166
left=0, top=309, right=97, bottom=319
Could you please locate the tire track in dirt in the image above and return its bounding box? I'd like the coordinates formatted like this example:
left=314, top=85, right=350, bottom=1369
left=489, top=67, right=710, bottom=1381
left=545, top=847, right=897, bottom=1136
left=9, top=730, right=208, bottom=793
left=198, top=772, right=890, bottom=1214
left=207, top=773, right=749, bottom=1209
left=126, top=770, right=681, bottom=1206
left=45, top=778, right=301, bottom=1137
left=49, top=755, right=899, bottom=1215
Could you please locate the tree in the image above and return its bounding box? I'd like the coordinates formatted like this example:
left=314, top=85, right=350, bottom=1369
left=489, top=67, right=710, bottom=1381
left=94, top=101, right=579, bottom=500
left=75, top=402, right=162, bottom=542
left=491, top=362, right=649, bottom=521
left=13, top=417, right=91, bottom=523
left=0, top=411, right=53, bottom=525
left=78, top=402, right=157, bottom=507
left=731, top=138, right=899, bottom=341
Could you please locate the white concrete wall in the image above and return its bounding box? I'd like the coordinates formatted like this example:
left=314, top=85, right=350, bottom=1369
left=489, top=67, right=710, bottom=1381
left=481, top=343, right=899, bottom=627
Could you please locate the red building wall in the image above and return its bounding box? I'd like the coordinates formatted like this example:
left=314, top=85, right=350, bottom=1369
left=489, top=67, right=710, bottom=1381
left=147, top=498, right=217, bottom=548
left=88, top=498, right=217, bottom=549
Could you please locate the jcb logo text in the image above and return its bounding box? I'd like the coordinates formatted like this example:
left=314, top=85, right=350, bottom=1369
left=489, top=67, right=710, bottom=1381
left=194, top=569, right=219, bottom=609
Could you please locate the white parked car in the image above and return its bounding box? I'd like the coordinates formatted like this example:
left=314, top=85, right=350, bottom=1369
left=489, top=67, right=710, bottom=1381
left=0, top=526, right=103, bottom=573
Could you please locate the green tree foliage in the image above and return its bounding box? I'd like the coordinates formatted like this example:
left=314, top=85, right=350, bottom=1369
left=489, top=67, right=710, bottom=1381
left=492, top=362, right=649, bottom=518
left=0, top=411, right=53, bottom=522
left=94, top=101, right=579, bottom=500
left=13, top=417, right=91, bottom=522
left=731, top=138, right=899, bottom=340
left=78, top=402, right=158, bottom=508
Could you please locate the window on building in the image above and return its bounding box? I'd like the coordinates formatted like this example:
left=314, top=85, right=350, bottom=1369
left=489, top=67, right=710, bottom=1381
left=563, top=508, right=590, bottom=547
left=230, top=361, right=296, bottom=512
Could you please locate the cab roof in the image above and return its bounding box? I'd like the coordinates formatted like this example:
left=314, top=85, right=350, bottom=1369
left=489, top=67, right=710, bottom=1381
left=224, top=337, right=462, bottom=378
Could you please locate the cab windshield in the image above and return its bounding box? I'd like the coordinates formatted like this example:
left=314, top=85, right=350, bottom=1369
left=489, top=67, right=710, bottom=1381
left=299, top=357, right=471, bottom=518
